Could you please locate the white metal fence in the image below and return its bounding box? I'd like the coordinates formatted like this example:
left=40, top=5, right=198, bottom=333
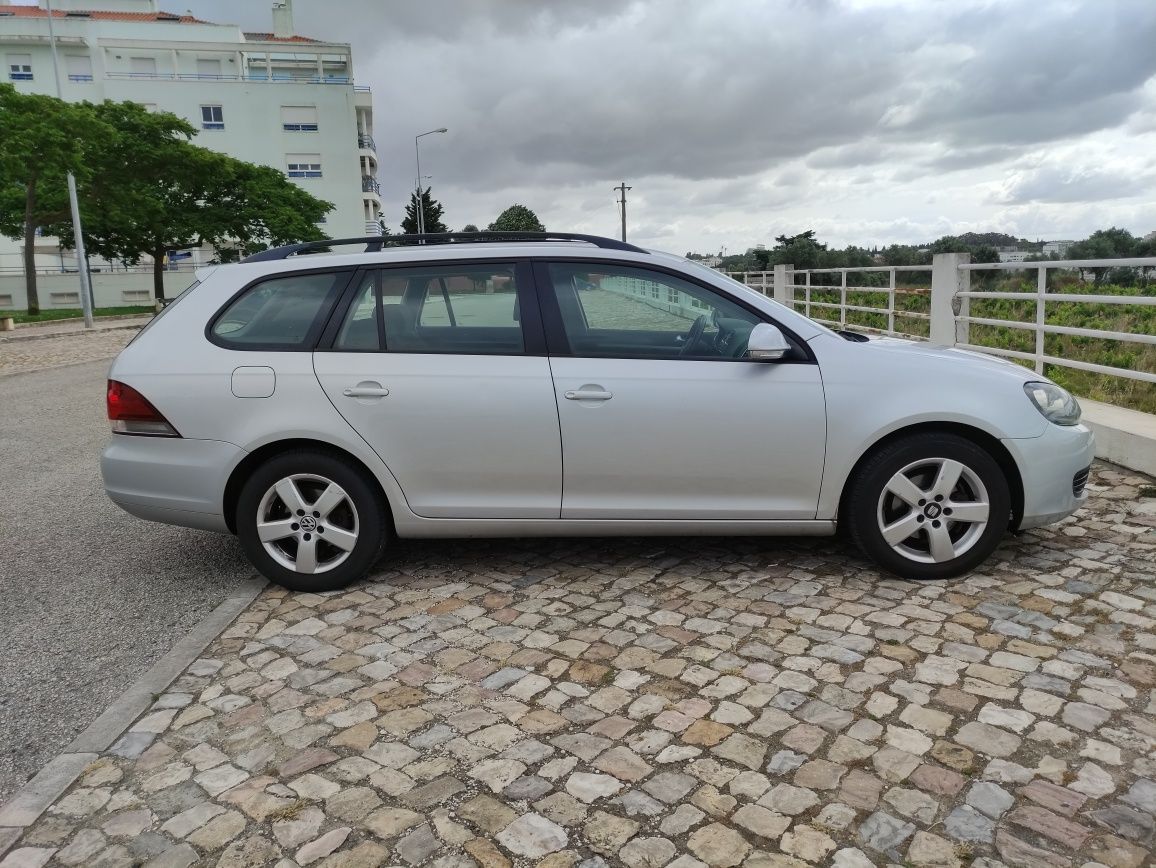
left=728, top=253, right=1156, bottom=389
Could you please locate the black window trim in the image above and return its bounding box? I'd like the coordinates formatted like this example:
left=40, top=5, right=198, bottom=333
left=205, top=265, right=358, bottom=352
left=315, top=257, right=548, bottom=357
left=531, top=258, right=816, bottom=364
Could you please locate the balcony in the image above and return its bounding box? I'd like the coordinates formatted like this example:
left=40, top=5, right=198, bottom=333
left=361, top=176, right=381, bottom=195
left=358, top=134, right=376, bottom=152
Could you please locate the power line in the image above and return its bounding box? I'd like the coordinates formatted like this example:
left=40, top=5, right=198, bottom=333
left=613, top=181, right=632, bottom=242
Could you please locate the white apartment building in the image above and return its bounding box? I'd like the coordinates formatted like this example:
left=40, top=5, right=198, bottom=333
left=0, top=0, right=380, bottom=302
left=1042, top=240, right=1074, bottom=257
left=997, top=250, right=1029, bottom=263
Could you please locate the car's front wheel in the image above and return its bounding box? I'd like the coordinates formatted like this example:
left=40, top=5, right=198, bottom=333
left=845, top=433, right=1011, bottom=580
left=236, top=450, right=388, bottom=592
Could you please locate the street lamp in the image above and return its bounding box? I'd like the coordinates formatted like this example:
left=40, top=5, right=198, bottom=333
left=414, top=127, right=447, bottom=235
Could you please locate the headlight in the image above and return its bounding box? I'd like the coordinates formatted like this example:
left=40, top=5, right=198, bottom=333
left=1024, top=381, right=1081, bottom=426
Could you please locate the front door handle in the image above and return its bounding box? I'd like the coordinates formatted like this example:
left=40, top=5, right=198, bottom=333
left=564, top=388, right=613, bottom=401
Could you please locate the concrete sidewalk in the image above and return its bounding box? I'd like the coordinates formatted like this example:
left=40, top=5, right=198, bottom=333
left=0, top=315, right=151, bottom=343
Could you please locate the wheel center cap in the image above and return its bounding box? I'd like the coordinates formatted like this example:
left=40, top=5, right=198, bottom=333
left=299, top=516, right=318, bottom=531
left=924, top=503, right=942, bottom=519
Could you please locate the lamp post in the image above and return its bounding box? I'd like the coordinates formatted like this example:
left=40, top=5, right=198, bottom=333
left=414, top=127, right=447, bottom=235
left=44, top=0, right=94, bottom=328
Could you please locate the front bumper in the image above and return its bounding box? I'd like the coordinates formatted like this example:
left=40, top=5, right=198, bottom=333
left=1002, top=421, right=1096, bottom=530
left=102, top=435, right=245, bottom=533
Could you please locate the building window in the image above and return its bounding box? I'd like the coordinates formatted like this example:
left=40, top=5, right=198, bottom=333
left=196, top=58, right=222, bottom=79
left=201, top=105, right=224, bottom=130
left=7, top=53, right=32, bottom=81
left=286, top=154, right=322, bottom=178
left=129, top=57, right=157, bottom=77
left=66, top=55, right=93, bottom=81
left=281, top=105, right=318, bottom=132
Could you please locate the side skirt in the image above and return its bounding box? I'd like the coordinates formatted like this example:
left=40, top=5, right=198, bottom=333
left=395, top=518, right=836, bottom=539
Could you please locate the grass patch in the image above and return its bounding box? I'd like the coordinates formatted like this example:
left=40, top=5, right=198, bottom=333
left=0, top=305, right=153, bottom=324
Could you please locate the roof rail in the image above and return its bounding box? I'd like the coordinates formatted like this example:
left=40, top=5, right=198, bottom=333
left=241, top=231, right=648, bottom=263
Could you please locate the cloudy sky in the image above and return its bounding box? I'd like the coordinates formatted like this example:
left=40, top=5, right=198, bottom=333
left=189, top=0, right=1154, bottom=252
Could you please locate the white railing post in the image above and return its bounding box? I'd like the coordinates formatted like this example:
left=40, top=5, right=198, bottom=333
left=887, top=268, right=896, bottom=335
left=773, top=264, right=792, bottom=305
left=839, top=270, right=847, bottom=329
left=930, top=252, right=969, bottom=345
left=1035, top=266, right=1046, bottom=374
left=956, top=263, right=970, bottom=346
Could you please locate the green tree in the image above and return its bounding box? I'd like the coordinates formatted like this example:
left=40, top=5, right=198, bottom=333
left=0, top=84, right=106, bottom=314
left=402, top=187, right=447, bottom=234
left=51, top=100, right=331, bottom=299
left=1067, top=228, right=1139, bottom=285
left=462, top=223, right=479, bottom=233
left=769, top=230, right=827, bottom=270
left=488, top=204, right=545, bottom=232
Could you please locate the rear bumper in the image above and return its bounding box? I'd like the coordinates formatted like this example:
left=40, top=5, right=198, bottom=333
left=1003, top=422, right=1096, bottom=531
left=102, top=435, right=243, bottom=533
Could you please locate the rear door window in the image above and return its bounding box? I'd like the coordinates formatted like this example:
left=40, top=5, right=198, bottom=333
left=332, top=263, right=528, bottom=355
left=211, top=271, right=348, bottom=350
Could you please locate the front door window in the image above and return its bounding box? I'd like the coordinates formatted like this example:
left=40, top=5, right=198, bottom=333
left=543, top=262, right=767, bottom=360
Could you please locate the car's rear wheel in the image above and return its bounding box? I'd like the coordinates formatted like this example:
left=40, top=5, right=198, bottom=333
left=846, top=433, right=1011, bottom=580
left=236, top=450, right=388, bottom=592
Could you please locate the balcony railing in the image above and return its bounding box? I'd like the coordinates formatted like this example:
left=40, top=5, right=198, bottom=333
left=357, top=134, right=376, bottom=152
left=104, top=72, right=358, bottom=85
left=361, top=176, right=381, bottom=195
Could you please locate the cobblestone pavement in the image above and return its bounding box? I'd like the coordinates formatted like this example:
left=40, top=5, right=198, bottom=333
left=3, top=465, right=1155, bottom=868
left=0, top=329, right=135, bottom=377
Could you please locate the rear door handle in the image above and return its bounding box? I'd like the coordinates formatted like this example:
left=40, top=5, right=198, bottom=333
left=344, top=387, right=390, bottom=397
left=343, top=381, right=390, bottom=398
left=564, top=389, right=613, bottom=401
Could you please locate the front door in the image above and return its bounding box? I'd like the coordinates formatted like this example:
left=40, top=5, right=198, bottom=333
left=538, top=261, right=826, bottom=520
left=314, top=261, right=562, bottom=519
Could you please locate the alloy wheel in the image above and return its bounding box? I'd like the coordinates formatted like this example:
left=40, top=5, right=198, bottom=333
left=876, top=457, right=990, bottom=565
left=256, top=474, right=359, bottom=574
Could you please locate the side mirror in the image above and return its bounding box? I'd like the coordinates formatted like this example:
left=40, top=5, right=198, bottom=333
left=746, top=323, right=791, bottom=361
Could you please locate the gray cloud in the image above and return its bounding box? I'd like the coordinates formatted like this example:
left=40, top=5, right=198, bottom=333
left=997, top=164, right=1152, bottom=204
left=177, top=0, right=1156, bottom=246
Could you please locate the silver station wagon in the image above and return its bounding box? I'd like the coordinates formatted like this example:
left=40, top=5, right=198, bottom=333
left=103, top=233, right=1094, bottom=591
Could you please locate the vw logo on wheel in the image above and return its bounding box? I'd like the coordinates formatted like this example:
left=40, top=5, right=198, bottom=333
left=299, top=515, right=318, bottom=531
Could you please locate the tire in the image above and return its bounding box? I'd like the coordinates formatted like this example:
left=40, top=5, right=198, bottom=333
left=845, top=433, right=1011, bottom=580
left=236, top=449, right=389, bottom=592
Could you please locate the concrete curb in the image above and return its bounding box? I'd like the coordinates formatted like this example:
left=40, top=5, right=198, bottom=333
left=0, top=578, right=265, bottom=853
left=0, top=321, right=146, bottom=344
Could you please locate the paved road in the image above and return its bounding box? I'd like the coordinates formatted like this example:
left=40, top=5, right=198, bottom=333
left=0, top=361, right=258, bottom=801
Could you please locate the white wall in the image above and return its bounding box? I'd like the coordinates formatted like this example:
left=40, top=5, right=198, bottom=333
left=0, top=271, right=196, bottom=311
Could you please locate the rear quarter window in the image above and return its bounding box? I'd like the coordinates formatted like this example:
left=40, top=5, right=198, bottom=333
left=210, top=271, right=348, bottom=350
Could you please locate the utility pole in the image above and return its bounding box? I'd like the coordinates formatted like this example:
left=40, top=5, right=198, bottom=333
left=614, top=181, right=631, bottom=242
left=45, top=0, right=94, bottom=328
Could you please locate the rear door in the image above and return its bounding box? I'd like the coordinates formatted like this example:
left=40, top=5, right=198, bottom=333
left=313, top=260, right=562, bottom=519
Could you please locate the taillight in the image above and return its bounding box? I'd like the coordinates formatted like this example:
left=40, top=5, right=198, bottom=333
left=107, top=380, right=180, bottom=437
